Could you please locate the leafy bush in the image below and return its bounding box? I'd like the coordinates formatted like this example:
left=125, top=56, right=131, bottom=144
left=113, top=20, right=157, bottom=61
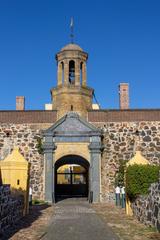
left=36, top=137, right=43, bottom=154
left=115, top=160, right=126, bottom=186
left=126, top=164, right=160, bottom=200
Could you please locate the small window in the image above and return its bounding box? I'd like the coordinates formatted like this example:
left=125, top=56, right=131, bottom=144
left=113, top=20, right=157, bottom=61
left=80, top=62, right=83, bottom=84
left=17, top=179, right=20, bottom=185
left=69, top=60, right=75, bottom=84
left=61, top=62, right=64, bottom=84
left=6, top=132, right=10, bottom=137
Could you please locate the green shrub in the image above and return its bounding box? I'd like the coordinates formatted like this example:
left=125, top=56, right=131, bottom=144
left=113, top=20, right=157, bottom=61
left=32, top=199, right=46, bottom=205
left=126, top=164, right=160, bottom=200
left=36, top=137, right=43, bottom=154
left=115, top=160, right=126, bottom=186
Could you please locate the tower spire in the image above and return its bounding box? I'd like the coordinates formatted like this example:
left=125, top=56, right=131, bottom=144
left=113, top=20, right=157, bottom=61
left=70, top=17, right=74, bottom=43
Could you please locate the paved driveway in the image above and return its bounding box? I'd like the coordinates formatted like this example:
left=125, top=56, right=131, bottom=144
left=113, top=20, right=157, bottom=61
left=42, top=199, right=119, bottom=240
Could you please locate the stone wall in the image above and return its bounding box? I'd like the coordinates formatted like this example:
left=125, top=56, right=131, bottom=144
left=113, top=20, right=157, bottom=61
left=131, top=182, right=160, bottom=232
left=0, top=121, right=160, bottom=202
left=0, top=123, right=51, bottom=200
left=52, top=86, right=93, bottom=119
left=0, top=185, right=24, bottom=236
left=95, top=121, right=160, bottom=201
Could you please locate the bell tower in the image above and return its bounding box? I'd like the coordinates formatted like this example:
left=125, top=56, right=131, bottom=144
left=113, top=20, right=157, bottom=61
left=51, top=43, right=94, bottom=119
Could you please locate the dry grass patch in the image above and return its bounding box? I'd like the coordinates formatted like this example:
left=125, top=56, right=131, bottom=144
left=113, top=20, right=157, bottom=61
left=93, top=203, right=160, bottom=240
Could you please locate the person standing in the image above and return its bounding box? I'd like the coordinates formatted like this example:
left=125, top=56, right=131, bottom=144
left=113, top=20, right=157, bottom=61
left=29, top=187, right=32, bottom=206
left=121, top=186, right=125, bottom=208
left=115, top=185, right=120, bottom=206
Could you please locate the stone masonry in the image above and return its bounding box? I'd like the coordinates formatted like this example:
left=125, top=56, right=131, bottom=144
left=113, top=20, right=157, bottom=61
left=0, top=124, right=51, bottom=200
left=0, top=120, right=159, bottom=202
left=51, top=86, right=93, bottom=119
left=97, top=121, right=160, bottom=201
left=131, top=181, right=160, bottom=232
left=0, top=185, right=24, bottom=236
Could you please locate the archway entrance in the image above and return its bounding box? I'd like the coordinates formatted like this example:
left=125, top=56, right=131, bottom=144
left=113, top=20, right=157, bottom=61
left=55, top=155, right=89, bottom=200
left=43, top=112, right=102, bottom=203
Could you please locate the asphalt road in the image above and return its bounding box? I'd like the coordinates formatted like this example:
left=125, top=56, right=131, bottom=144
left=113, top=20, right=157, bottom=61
left=42, top=198, right=119, bottom=240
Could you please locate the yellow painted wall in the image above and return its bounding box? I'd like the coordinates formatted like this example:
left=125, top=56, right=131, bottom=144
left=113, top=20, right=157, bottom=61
left=55, top=142, right=90, bottom=162
left=0, top=147, right=30, bottom=215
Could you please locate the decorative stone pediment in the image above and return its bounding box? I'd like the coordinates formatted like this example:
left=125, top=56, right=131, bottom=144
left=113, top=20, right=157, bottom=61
left=43, top=112, right=101, bottom=137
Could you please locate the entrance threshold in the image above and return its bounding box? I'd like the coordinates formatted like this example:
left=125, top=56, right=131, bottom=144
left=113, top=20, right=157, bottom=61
left=55, top=196, right=88, bottom=203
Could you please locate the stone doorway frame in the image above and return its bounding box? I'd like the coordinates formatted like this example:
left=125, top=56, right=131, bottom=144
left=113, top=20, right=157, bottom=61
left=42, top=112, right=102, bottom=204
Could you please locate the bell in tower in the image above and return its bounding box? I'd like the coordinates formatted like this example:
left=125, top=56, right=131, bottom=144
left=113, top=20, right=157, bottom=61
left=69, top=60, right=75, bottom=84
left=51, top=43, right=94, bottom=119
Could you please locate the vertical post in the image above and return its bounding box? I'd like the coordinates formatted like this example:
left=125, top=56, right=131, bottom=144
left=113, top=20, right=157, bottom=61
left=82, top=62, right=87, bottom=87
left=64, top=60, right=69, bottom=86
left=89, top=137, right=101, bottom=202
left=57, top=62, right=62, bottom=86
left=126, top=195, right=133, bottom=216
left=89, top=159, right=93, bottom=203
left=43, top=135, right=56, bottom=204
left=75, top=60, right=80, bottom=86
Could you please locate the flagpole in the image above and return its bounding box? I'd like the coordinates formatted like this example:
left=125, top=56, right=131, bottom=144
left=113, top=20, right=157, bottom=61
left=70, top=17, right=74, bottom=43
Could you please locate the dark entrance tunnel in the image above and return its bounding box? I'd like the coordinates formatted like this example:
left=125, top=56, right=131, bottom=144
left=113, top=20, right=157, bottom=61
left=55, top=155, right=89, bottom=201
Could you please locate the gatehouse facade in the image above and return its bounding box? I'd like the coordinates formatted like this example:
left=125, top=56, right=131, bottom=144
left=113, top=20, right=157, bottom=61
left=43, top=112, right=101, bottom=203
left=0, top=42, right=160, bottom=203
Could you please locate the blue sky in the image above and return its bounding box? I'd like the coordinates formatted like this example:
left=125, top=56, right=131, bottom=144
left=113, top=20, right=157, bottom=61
left=0, top=0, right=160, bottom=110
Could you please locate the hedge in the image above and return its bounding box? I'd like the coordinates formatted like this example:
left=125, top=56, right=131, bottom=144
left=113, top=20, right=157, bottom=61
left=126, top=164, right=160, bottom=200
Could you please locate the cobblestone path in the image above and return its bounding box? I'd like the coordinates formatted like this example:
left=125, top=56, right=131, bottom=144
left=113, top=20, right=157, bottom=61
left=42, top=199, right=119, bottom=240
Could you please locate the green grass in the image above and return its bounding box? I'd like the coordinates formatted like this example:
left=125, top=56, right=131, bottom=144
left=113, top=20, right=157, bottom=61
left=32, top=199, right=47, bottom=205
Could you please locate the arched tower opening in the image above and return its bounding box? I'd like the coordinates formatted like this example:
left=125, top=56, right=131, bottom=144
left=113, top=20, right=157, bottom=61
left=80, top=62, right=83, bottom=85
left=69, top=60, right=75, bottom=84
left=61, top=61, right=64, bottom=84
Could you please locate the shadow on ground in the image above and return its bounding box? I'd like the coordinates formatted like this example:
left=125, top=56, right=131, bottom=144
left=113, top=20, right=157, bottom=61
left=55, top=196, right=88, bottom=203
left=1, top=204, right=50, bottom=240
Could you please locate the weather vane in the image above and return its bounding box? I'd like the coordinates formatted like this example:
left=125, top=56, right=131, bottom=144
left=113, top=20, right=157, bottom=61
left=70, top=17, right=74, bottom=43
